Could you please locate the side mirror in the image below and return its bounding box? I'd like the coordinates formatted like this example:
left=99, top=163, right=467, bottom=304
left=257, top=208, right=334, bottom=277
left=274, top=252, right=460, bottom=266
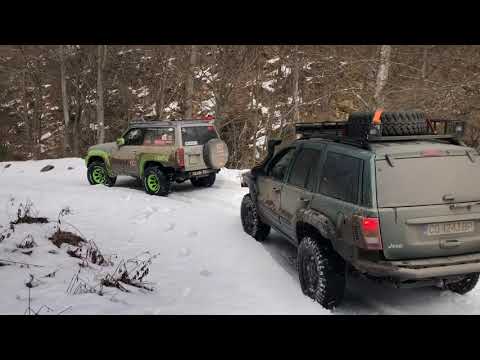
left=116, top=138, right=125, bottom=146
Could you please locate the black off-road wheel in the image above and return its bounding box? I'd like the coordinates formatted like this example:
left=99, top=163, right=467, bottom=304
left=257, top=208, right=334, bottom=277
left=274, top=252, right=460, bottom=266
left=87, top=161, right=116, bottom=187
left=446, top=273, right=479, bottom=295
left=191, top=173, right=216, bottom=188
left=143, top=166, right=171, bottom=196
left=297, top=236, right=346, bottom=310
left=240, top=194, right=270, bottom=242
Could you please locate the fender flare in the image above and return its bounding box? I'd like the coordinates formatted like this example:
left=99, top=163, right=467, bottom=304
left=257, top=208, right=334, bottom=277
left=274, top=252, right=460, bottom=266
left=296, top=208, right=337, bottom=244
left=85, top=150, right=114, bottom=176
left=138, top=153, right=174, bottom=178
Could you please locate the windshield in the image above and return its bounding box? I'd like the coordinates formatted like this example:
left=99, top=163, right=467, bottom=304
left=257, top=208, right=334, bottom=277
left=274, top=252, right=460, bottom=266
left=181, top=126, right=218, bottom=146
left=376, top=154, right=480, bottom=207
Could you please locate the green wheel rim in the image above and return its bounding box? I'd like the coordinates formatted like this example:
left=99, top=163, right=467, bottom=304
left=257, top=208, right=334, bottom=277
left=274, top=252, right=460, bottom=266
left=146, top=174, right=160, bottom=192
left=92, top=166, right=106, bottom=184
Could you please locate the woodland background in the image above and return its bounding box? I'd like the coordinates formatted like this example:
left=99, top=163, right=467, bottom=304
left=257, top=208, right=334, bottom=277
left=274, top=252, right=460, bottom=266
left=1, top=45, right=480, bottom=168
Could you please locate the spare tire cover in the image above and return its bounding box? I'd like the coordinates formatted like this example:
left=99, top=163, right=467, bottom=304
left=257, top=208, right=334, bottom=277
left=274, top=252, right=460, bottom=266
left=203, top=139, right=229, bottom=169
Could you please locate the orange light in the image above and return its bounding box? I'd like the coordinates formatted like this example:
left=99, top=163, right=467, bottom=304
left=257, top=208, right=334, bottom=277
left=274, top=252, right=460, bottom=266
left=373, top=109, right=383, bottom=125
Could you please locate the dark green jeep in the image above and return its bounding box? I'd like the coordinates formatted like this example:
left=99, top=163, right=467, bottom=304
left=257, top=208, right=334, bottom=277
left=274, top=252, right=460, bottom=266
left=240, top=111, right=480, bottom=309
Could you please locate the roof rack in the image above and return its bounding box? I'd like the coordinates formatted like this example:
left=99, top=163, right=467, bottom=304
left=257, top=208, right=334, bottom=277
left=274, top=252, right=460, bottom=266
left=295, top=118, right=466, bottom=150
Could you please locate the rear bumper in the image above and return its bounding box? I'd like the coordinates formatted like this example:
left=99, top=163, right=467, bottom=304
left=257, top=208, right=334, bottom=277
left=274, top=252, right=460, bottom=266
left=175, top=168, right=218, bottom=180
left=353, top=252, right=480, bottom=280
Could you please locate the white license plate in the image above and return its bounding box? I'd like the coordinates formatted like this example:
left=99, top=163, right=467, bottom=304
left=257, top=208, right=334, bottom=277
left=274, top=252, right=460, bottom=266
left=427, top=221, right=475, bottom=236
left=191, top=170, right=209, bottom=176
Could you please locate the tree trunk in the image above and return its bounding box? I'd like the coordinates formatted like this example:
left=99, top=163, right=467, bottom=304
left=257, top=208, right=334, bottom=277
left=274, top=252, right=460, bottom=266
left=156, top=77, right=166, bottom=119
left=72, top=106, right=82, bottom=157
left=185, top=45, right=197, bottom=119
left=96, top=45, right=107, bottom=143
left=374, top=45, right=392, bottom=109
left=293, top=45, right=300, bottom=124
left=59, top=45, right=71, bottom=156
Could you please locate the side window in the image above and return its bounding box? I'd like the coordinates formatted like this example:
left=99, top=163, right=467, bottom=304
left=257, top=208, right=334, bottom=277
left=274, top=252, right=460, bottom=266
left=143, top=128, right=175, bottom=146
left=306, top=150, right=323, bottom=192
left=124, top=128, right=144, bottom=146
left=268, top=148, right=296, bottom=181
left=319, top=152, right=361, bottom=204
left=287, top=149, right=320, bottom=188
left=361, top=160, right=372, bottom=208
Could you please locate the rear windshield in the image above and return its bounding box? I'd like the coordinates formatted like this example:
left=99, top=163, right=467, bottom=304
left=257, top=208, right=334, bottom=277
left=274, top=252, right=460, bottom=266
left=181, top=126, right=218, bottom=146
left=376, top=155, right=480, bottom=207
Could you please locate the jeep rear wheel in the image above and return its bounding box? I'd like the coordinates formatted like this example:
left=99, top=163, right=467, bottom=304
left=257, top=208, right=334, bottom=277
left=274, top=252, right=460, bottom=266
left=87, top=161, right=116, bottom=187
left=191, top=173, right=216, bottom=187
left=446, top=273, right=479, bottom=295
left=297, top=236, right=346, bottom=310
left=144, top=166, right=171, bottom=196
left=240, top=194, right=270, bottom=242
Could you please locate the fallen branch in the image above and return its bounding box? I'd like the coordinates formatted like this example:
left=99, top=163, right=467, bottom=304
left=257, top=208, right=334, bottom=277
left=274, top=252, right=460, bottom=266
left=0, top=259, right=45, bottom=268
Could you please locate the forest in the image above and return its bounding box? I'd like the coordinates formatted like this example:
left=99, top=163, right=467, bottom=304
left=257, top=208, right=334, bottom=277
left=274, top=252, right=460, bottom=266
left=1, top=45, right=480, bottom=168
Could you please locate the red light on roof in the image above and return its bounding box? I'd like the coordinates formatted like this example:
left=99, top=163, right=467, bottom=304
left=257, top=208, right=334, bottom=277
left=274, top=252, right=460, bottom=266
left=202, top=115, right=215, bottom=121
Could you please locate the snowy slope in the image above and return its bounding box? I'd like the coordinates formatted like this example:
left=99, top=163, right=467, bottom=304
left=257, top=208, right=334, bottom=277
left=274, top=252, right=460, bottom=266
left=1, top=158, right=479, bottom=315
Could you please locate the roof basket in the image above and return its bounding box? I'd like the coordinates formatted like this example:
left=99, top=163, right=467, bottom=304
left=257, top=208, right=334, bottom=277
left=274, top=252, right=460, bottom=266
left=295, top=115, right=467, bottom=150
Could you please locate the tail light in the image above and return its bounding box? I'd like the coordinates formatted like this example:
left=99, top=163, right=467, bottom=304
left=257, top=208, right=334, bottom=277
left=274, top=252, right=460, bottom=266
left=355, top=216, right=383, bottom=250
left=176, top=148, right=185, bottom=168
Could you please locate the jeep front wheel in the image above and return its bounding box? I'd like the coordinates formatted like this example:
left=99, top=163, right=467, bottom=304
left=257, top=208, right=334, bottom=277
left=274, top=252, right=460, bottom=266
left=144, top=167, right=171, bottom=196
left=240, top=194, right=270, bottom=242
left=87, top=161, right=116, bottom=187
left=297, top=236, right=346, bottom=310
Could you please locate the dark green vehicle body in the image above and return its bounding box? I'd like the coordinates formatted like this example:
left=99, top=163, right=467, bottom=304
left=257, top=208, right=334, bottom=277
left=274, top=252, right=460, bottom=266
left=244, top=137, right=480, bottom=285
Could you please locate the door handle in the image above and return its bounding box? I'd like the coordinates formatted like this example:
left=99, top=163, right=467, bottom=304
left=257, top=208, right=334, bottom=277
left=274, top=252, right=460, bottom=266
left=440, top=239, right=462, bottom=249
left=443, top=194, right=455, bottom=202
left=299, top=197, right=310, bottom=204
left=273, top=187, right=281, bottom=193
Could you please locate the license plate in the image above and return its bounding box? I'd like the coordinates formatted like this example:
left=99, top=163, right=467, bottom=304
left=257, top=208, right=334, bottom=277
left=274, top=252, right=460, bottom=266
left=427, top=221, right=475, bottom=236
left=191, top=170, right=209, bottom=176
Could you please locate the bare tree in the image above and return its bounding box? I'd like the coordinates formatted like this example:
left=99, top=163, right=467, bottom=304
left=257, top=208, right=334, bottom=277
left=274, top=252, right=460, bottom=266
left=59, top=45, right=70, bottom=155
left=96, top=45, right=107, bottom=143
left=185, top=45, right=197, bottom=119
left=374, top=45, right=392, bottom=109
left=293, top=45, right=301, bottom=124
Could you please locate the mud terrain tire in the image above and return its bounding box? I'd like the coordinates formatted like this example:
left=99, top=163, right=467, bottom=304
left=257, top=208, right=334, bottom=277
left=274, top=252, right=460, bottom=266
left=240, top=194, right=270, bottom=242
left=297, top=236, right=346, bottom=310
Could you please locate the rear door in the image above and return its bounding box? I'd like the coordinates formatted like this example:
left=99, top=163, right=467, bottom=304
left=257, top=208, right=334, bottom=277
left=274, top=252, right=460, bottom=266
left=306, top=145, right=365, bottom=257
left=376, top=151, right=480, bottom=260
left=279, top=145, right=324, bottom=239
left=256, top=147, right=297, bottom=227
left=180, top=125, right=218, bottom=171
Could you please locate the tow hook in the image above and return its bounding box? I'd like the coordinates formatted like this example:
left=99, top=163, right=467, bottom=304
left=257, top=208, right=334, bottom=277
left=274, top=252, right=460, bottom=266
left=435, top=279, right=445, bottom=289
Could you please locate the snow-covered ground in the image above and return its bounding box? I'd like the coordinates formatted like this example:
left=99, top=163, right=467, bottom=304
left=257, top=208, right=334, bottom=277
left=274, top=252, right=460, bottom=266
left=1, top=158, right=480, bottom=315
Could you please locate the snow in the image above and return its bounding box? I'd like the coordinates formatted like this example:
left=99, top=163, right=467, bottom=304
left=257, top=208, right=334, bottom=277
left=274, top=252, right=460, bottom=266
left=40, top=132, right=52, bottom=141
left=164, top=101, right=179, bottom=113
left=267, top=57, right=280, bottom=64
left=262, top=79, right=276, bottom=92
left=1, top=158, right=480, bottom=315
left=281, top=65, right=291, bottom=76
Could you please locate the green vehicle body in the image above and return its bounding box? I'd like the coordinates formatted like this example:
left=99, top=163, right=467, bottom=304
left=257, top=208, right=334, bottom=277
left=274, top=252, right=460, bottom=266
left=243, top=136, right=480, bottom=287
left=85, top=120, right=225, bottom=183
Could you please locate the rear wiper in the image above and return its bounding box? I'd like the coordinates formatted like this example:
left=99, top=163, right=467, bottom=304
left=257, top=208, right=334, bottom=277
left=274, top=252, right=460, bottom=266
left=450, top=202, right=480, bottom=210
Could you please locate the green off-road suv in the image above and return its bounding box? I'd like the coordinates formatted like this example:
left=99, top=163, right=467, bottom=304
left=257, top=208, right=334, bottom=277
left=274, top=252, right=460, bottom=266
left=241, top=111, right=480, bottom=309
left=85, top=119, right=229, bottom=196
